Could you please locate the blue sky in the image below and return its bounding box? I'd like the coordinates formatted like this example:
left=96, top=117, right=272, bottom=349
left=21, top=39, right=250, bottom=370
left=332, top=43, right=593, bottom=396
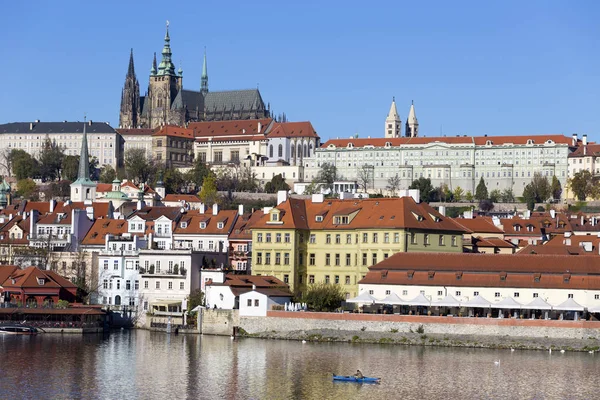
left=3, top=0, right=600, bottom=142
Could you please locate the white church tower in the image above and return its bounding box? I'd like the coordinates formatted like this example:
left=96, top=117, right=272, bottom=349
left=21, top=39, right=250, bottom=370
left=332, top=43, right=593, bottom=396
left=70, top=118, right=96, bottom=201
left=405, top=100, right=419, bottom=137
left=384, top=97, right=401, bottom=138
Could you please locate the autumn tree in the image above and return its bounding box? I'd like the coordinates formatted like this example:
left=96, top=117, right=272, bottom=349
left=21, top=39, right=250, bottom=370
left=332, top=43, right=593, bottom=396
left=453, top=186, right=464, bottom=202
left=16, top=178, right=37, bottom=199
left=569, top=170, right=595, bottom=201
left=198, top=172, right=219, bottom=205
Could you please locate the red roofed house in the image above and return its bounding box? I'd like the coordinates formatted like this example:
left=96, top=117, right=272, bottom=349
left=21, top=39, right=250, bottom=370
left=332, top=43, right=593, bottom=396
left=0, top=265, right=77, bottom=307
left=153, top=125, right=195, bottom=168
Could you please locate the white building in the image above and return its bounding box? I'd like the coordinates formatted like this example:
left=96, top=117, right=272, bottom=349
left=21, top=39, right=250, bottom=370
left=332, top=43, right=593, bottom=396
left=239, top=289, right=292, bottom=317
left=205, top=274, right=289, bottom=310
left=116, top=128, right=154, bottom=158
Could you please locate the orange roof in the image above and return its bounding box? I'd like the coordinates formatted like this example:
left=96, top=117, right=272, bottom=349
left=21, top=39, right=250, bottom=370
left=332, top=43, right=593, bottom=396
left=517, top=244, right=592, bottom=255
left=37, top=213, right=72, bottom=225
left=96, top=183, right=112, bottom=192
left=266, top=122, right=318, bottom=139
left=252, top=197, right=469, bottom=233
left=173, top=210, right=238, bottom=235
left=190, top=118, right=272, bottom=138
left=153, top=125, right=194, bottom=139
left=0, top=265, right=18, bottom=285
left=121, top=181, right=156, bottom=194
left=452, top=217, right=504, bottom=234
left=473, top=237, right=516, bottom=249
left=567, top=144, right=600, bottom=157
left=471, top=134, right=571, bottom=146
left=82, top=219, right=128, bottom=245
left=1, top=266, right=76, bottom=290
left=229, top=211, right=264, bottom=240
left=545, top=234, right=600, bottom=247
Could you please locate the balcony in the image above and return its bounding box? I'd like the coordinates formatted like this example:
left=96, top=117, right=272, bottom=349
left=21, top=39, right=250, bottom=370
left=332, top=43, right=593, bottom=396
left=100, top=249, right=139, bottom=256
left=153, top=232, right=172, bottom=238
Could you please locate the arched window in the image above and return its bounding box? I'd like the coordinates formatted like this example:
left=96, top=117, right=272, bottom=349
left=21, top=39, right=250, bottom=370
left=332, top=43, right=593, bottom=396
left=304, top=143, right=308, bottom=157
left=43, top=297, right=54, bottom=307
left=291, top=144, right=295, bottom=158
left=297, top=143, right=302, bottom=158
left=309, top=142, right=314, bottom=156
left=269, top=145, right=273, bottom=158
left=115, top=295, right=122, bottom=306
left=278, top=144, right=283, bottom=158
left=26, top=297, right=37, bottom=307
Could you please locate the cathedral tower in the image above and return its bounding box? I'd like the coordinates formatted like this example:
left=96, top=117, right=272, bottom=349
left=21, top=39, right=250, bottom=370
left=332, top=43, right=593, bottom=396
left=405, top=101, right=419, bottom=137
left=385, top=97, right=401, bottom=138
left=119, top=49, right=141, bottom=128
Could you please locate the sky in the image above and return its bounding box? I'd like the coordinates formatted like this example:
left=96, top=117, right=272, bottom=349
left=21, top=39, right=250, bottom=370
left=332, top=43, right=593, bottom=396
left=3, top=0, right=600, bottom=142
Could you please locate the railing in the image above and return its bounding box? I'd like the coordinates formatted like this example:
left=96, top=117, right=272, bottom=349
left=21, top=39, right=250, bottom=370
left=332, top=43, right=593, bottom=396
left=152, top=310, right=184, bottom=317
left=150, top=321, right=195, bottom=330
left=31, top=234, right=69, bottom=241
left=100, top=250, right=139, bottom=256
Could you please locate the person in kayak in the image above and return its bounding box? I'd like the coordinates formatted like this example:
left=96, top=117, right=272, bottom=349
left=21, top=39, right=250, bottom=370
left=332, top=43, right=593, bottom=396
left=354, top=370, right=364, bottom=379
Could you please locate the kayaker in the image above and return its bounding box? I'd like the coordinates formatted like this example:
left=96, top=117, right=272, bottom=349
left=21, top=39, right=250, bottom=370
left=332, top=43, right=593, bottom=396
left=354, top=370, right=364, bottom=379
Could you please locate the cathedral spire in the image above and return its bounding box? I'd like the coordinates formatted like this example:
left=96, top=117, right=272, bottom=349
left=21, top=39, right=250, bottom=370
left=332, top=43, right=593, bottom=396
left=150, top=52, right=157, bottom=76
left=158, top=21, right=175, bottom=76
left=127, top=48, right=135, bottom=77
left=201, top=47, right=208, bottom=94
left=385, top=97, right=401, bottom=138
left=405, top=100, right=419, bottom=138
left=78, top=116, right=91, bottom=182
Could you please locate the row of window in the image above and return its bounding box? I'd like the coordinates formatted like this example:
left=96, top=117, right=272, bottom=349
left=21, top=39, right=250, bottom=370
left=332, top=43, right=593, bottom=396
left=103, top=279, right=139, bottom=290
left=370, top=289, right=585, bottom=300
left=256, top=233, right=291, bottom=243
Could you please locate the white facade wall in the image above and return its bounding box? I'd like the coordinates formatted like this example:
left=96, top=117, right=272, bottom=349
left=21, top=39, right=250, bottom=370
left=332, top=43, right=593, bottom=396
left=205, top=286, right=236, bottom=310
left=253, top=165, right=304, bottom=186
left=122, top=134, right=152, bottom=157
left=359, top=283, right=600, bottom=310
left=239, top=291, right=269, bottom=316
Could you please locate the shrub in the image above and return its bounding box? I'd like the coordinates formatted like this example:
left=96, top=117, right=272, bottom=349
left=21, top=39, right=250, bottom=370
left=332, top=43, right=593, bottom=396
left=416, top=324, right=425, bottom=334
left=299, top=282, right=345, bottom=312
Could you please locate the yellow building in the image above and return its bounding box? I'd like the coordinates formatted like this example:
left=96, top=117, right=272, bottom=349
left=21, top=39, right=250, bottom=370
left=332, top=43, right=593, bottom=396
left=251, top=195, right=468, bottom=297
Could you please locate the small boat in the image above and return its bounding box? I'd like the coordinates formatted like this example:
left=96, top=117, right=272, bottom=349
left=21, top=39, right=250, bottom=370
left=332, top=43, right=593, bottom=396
left=0, top=324, right=39, bottom=335
left=332, top=374, right=381, bottom=383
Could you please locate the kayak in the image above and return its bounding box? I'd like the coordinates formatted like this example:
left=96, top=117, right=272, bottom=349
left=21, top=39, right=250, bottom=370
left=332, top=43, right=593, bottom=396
left=332, top=374, right=381, bottom=383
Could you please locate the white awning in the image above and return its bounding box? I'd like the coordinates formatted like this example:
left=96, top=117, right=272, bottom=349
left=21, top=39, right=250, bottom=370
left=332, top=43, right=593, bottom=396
left=553, top=298, right=585, bottom=312
left=346, top=291, right=378, bottom=304
left=379, top=292, right=404, bottom=305
left=587, top=305, right=600, bottom=313
left=403, top=293, right=431, bottom=306
left=432, top=295, right=460, bottom=308
left=463, top=295, right=492, bottom=308
left=152, top=300, right=183, bottom=307
left=522, top=297, right=552, bottom=310
left=491, top=297, right=523, bottom=309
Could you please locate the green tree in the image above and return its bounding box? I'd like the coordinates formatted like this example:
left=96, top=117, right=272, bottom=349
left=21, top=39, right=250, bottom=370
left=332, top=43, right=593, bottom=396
left=453, top=186, right=464, bottom=202
left=479, top=199, right=494, bottom=212
left=465, top=190, right=474, bottom=202
left=264, top=174, right=290, bottom=193
left=17, top=178, right=37, bottom=199
left=198, top=172, right=219, bottom=205
left=124, top=148, right=153, bottom=183
left=475, top=177, right=488, bottom=201
left=163, top=168, right=185, bottom=194
left=300, top=282, right=346, bottom=312
left=11, top=150, right=39, bottom=180
left=529, top=172, right=551, bottom=203
left=99, top=165, right=117, bottom=183
left=551, top=175, right=562, bottom=201
left=523, top=184, right=536, bottom=211
left=316, top=163, right=337, bottom=191
left=500, top=188, right=515, bottom=203
left=186, top=157, right=211, bottom=190
left=61, top=155, right=79, bottom=181
left=569, top=170, right=594, bottom=201
left=37, top=138, right=65, bottom=181
left=187, top=288, right=205, bottom=310
left=489, top=189, right=501, bottom=203
left=409, top=177, right=434, bottom=203
left=236, top=166, right=259, bottom=192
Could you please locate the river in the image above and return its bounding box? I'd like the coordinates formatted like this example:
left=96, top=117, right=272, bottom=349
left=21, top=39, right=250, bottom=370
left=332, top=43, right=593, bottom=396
left=1, top=330, right=598, bottom=399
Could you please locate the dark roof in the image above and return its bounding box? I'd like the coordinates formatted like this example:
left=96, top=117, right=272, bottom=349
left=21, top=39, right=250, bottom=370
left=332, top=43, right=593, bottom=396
left=204, top=89, right=265, bottom=112
left=0, top=122, right=115, bottom=134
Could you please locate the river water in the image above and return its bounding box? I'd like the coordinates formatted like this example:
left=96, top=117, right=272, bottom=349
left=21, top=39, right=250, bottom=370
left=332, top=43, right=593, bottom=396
left=1, top=330, right=598, bottom=399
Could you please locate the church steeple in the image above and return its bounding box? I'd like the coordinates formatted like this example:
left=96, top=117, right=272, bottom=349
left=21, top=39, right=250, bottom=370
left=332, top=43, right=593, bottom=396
left=70, top=117, right=97, bottom=201
left=77, top=118, right=91, bottom=181
left=405, top=100, right=419, bottom=137
left=201, top=48, right=208, bottom=94
left=385, top=97, right=401, bottom=138
left=127, top=48, right=135, bottom=77
left=119, top=49, right=140, bottom=128
left=157, top=21, right=176, bottom=76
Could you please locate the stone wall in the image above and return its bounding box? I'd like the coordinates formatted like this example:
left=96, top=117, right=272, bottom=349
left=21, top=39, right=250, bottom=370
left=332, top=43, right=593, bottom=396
left=237, top=311, right=600, bottom=340
left=201, top=309, right=240, bottom=336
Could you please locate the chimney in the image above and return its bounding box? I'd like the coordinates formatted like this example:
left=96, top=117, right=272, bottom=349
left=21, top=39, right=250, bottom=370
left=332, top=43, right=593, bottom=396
left=408, top=189, right=420, bottom=203
left=29, top=122, right=34, bottom=130
left=147, top=233, right=153, bottom=249
left=49, top=199, right=56, bottom=213
left=212, top=203, right=219, bottom=216
left=199, top=203, right=206, bottom=213
left=252, top=284, right=256, bottom=291
left=311, top=193, right=324, bottom=203
left=438, top=205, right=446, bottom=216
left=88, top=120, right=93, bottom=126
left=581, top=215, right=585, bottom=226
left=550, top=209, right=556, bottom=219
left=564, top=231, right=572, bottom=238
left=258, top=121, right=262, bottom=132
left=238, top=204, right=244, bottom=216
left=277, top=190, right=288, bottom=205
left=572, top=133, right=578, bottom=146
left=582, top=242, right=593, bottom=252
left=137, top=200, right=144, bottom=211
left=583, top=134, right=588, bottom=146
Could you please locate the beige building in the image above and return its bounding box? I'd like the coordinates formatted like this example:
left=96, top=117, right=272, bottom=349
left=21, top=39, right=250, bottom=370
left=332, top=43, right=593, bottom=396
left=117, top=128, right=154, bottom=158
left=152, top=125, right=195, bottom=168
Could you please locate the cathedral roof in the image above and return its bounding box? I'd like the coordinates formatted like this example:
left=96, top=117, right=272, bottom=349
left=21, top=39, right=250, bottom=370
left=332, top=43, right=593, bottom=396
left=0, top=121, right=115, bottom=134
left=179, top=89, right=265, bottom=114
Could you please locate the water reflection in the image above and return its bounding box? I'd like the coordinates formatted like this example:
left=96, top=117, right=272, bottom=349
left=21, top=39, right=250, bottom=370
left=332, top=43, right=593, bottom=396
left=1, top=331, right=598, bottom=399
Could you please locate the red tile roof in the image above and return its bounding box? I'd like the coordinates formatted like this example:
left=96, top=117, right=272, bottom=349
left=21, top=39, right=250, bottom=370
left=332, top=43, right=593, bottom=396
left=266, top=122, right=318, bottom=139
left=153, top=125, right=194, bottom=139
left=173, top=210, right=238, bottom=235
left=81, top=219, right=129, bottom=245
left=229, top=211, right=264, bottom=240
left=1, top=266, right=76, bottom=290
left=190, top=118, right=273, bottom=138
left=568, top=144, right=600, bottom=157
left=517, top=244, right=592, bottom=255
left=452, top=217, right=504, bottom=234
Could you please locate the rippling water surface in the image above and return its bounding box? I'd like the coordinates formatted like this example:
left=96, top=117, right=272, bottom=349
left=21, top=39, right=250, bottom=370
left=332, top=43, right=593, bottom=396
left=1, top=330, right=598, bottom=399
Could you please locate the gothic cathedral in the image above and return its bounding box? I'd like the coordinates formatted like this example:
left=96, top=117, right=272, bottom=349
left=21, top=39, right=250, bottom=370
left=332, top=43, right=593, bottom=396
left=119, top=24, right=270, bottom=129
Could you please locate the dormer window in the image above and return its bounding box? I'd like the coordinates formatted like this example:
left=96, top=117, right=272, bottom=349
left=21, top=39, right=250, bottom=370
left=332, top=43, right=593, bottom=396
left=347, top=143, right=354, bottom=149
left=514, top=224, right=521, bottom=232
left=411, top=212, right=424, bottom=222
left=180, top=222, right=188, bottom=229
left=315, top=215, right=323, bottom=222
left=271, top=213, right=279, bottom=222
left=563, top=274, right=571, bottom=283
left=526, top=225, right=534, bottom=232
left=217, top=222, right=224, bottom=229
left=456, top=272, right=463, bottom=280
left=333, top=216, right=349, bottom=225
left=534, top=273, right=541, bottom=283
left=37, top=277, right=45, bottom=285
left=499, top=272, right=507, bottom=281
left=486, top=140, right=493, bottom=145
left=527, top=139, right=534, bottom=145
left=200, top=222, right=207, bottom=229
left=385, top=142, right=391, bottom=148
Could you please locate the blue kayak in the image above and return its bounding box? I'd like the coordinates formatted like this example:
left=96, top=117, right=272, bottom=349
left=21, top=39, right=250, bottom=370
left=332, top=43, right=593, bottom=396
left=333, top=374, right=381, bottom=383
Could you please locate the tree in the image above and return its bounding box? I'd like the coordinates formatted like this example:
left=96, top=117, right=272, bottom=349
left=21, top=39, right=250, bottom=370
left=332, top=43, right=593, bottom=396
left=475, top=177, right=488, bottom=201
left=551, top=175, right=562, bottom=201
left=479, top=199, right=495, bottom=212
left=465, top=191, right=474, bottom=202
left=409, top=177, right=433, bottom=203
left=489, top=189, right=501, bottom=203
left=44, top=180, right=70, bottom=200
left=300, top=282, right=346, bottom=312
left=453, top=186, right=464, bottom=202
left=386, top=175, right=401, bottom=197
left=569, top=170, right=594, bottom=201
left=357, top=165, right=373, bottom=192
left=236, top=166, right=259, bottom=192
left=37, top=137, right=65, bottom=182
left=264, top=174, right=290, bottom=193
left=187, top=289, right=205, bottom=310
left=99, top=165, right=117, bottom=183
left=523, top=184, right=536, bottom=211
left=16, top=178, right=37, bottom=199
left=61, top=155, right=80, bottom=181
left=500, top=188, right=515, bottom=203
left=124, top=148, right=154, bottom=183
left=11, top=149, right=39, bottom=180
left=198, top=172, right=219, bottom=205
left=186, top=157, right=211, bottom=190
left=163, top=168, right=185, bottom=194
left=0, top=148, right=14, bottom=177
left=316, top=163, right=337, bottom=191
left=529, top=173, right=551, bottom=203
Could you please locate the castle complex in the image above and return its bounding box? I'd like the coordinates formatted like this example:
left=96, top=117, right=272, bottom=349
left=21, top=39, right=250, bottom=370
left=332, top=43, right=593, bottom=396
left=119, top=23, right=269, bottom=129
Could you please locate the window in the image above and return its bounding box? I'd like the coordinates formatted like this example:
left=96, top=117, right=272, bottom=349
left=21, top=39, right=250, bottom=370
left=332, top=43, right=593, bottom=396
left=533, top=293, right=538, bottom=298
left=276, top=233, right=282, bottom=243
left=126, top=280, right=131, bottom=290
left=284, top=274, right=289, bottom=284
left=346, top=234, right=352, bottom=244
left=275, top=252, right=281, bottom=265
left=325, top=253, right=331, bottom=265
left=144, top=281, right=149, bottom=289
left=362, top=253, right=367, bottom=266
left=156, top=282, right=160, bottom=289
left=284, top=253, right=290, bottom=265
left=256, top=252, right=262, bottom=264
left=439, top=235, right=445, bottom=246
left=134, top=280, right=139, bottom=290
left=103, top=279, right=108, bottom=289
left=372, top=233, right=378, bottom=243
left=335, top=234, right=341, bottom=244
left=326, top=234, right=331, bottom=244
left=103, top=260, right=108, bottom=270
left=309, top=234, right=316, bottom=244
left=255, top=299, right=259, bottom=307
left=299, top=253, right=303, bottom=265
left=410, top=233, right=417, bottom=245
left=325, top=275, right=330, bottom=284
left=362, top=233, right=368, bottom=243
left=514, top=292, right=520, bottom=298
left=474, top=291, right=479, bottom=296
left=394, top=233, right=400, bottom=243
left=568, top=293, right=574, bottom=299
left=424, top=234, right=430, bottom=246
left=265, top=253, right=271, bottom=265
left=455, top=291, right=461, bottom=296
left=114, top=260, right=118, bottom=270
left=116, top=281, right=121, bottom=290
left=284, top=233, right=290, bottom=243
left=495, top=292, right=500, bottom=298
left=168, top=282, right=173, bottom=290
left=451, top=236, right=457, bottom=247
left=266, top=233, right=271, bottom=243
left=384, top=233, right=389, bottom=243
left=335, top=275, right=340, bottom=284
left=595, top=294, right=600, bottom=300
left=335, top=254, right=340, bottom=266
left=257, top=233, right=263, bottom=242
left=402, top=290, right=408, bottom=296
left=345, top=276, right=351, bottom=285
left=247, top=299, right=252, bottom=307
left=369, top=290, right=374, bottom=295
left=345, top=254, right=351, bottom=266
left=372, top=253, right=377, bottom=265
left=437, top=291, right=443, bottom=296
left=309, top=253, right=315, bottom=265
left=309, top=275, right=315, bottom=284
